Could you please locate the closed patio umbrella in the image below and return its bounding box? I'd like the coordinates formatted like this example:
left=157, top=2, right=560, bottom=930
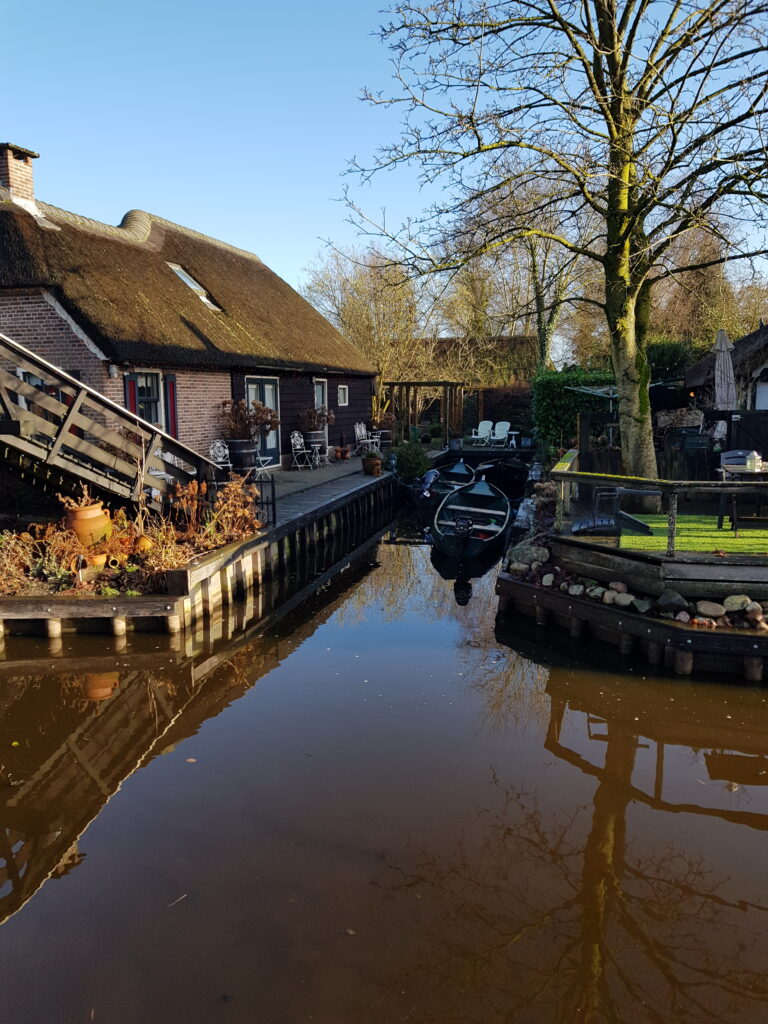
left=713, top=328, right=736, bottom=440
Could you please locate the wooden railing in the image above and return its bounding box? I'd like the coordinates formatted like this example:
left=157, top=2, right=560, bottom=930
left=0, top=331, right=217, bottom=510
left=551, top=450, right=768, bottom=557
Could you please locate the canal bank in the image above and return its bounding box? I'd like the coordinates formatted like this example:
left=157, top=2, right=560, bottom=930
left=0, top=467, right=397, bottom=642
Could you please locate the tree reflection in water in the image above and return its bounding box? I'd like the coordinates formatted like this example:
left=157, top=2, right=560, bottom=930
left=376, top=669, right=768, bottom=1023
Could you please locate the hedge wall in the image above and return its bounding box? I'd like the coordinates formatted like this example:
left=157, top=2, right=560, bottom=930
left=531, top=368, right=615, bottom=450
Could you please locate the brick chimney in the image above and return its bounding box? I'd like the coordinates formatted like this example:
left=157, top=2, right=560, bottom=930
left=0, top=143, right=39, bottom=203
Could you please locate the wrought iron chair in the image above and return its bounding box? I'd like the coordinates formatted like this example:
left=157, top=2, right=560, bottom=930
left=316, top=444, right=334, bottom=468
left=352, top=421, right=381, bottom=454
left=290, top=430, right=313, bottom=470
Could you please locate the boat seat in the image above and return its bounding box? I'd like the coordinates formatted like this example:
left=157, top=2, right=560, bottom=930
left=436, top=518, right=504, bottom=533
left=443, top=504, right=502, bottom=515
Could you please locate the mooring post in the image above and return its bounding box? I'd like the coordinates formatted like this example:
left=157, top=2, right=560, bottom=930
left=535, top=604, right=549, bottom=626
left=674, top=648, right=694, bottom=675
left=570, top=616, right=585, bottom=639
left=112, top=616, right=127, bottom=637
left=744, top=656, right=764, bottom=683
left=666, top=491, right=678, bottom=559
left=46, top=618, right=62, bottom=639
left=664, top=645, right=676, bottom=670
left=619, top=633, right=635, bottom=656
left=647, top=641, right=662, bottom=665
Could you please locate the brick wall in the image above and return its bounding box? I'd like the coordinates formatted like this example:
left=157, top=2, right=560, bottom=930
left=0, top=291, right=232, bottom=454
left=0, top=292, right=112, bottom=393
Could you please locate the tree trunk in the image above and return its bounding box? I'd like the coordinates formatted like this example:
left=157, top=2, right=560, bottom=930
left=605, top=287, right=657, bottom=479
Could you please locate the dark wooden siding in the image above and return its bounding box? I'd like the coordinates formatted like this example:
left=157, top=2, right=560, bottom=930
left=230, top=370, right=374, bottom=458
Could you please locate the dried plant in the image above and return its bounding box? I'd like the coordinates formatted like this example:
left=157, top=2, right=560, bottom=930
left=200, top=474, right=262, bottom=547
left=219, top=399, right=280, bottom=441
left=56, top=483, right=97, bottom=510
left=170, top=479, right=208, bottom=539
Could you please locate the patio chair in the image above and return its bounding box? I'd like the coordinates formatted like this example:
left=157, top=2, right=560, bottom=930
left=352, top=421, right=381, bottom=454
left=315, top=444, right=334, bottom=468
left=208, top=439, right=233, bottom=486
left=290, top=430, right=313, bottom=470
left=470, top=420, right=493, bottom=446
left=489, top=420, right=511, bottom=447
left=251, top=451, right=275, bottom=480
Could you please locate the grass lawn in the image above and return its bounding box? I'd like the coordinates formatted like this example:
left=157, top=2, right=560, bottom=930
left=619, top=514, right=768, bottom=555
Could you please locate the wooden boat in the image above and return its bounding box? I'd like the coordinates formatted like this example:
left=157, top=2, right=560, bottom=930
left=432, top=477, right=512, bottom=559
left=406, top=458, right=476, bottom=509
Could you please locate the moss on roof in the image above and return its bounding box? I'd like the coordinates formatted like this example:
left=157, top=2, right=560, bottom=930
left=0, top=201, right=375, bottom=375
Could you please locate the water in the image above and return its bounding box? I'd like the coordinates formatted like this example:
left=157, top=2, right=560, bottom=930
left=1, top=526, right=768, bottom=1023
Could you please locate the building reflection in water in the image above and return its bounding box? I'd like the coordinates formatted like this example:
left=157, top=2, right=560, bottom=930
left=0, top=534, right=380, bottom=929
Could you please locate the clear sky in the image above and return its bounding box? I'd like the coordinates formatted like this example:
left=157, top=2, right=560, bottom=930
left=3, top=0, right=417, bottom=290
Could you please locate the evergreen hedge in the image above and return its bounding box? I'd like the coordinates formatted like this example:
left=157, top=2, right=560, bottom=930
left=531, top=368, right=615, bottom=450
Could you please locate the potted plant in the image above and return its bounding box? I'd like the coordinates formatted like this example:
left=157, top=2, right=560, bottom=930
left=219, top=399, right=280, bottom=472
left=297, top=405, right=335, bottom=447
left=371, top=410, right=396, bottom=448
left=361, top=447, right=383, bottom=476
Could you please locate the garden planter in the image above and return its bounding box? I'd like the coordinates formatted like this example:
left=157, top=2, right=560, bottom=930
left=65, top=503, right=112, bottom=547
left=227, top=438, right=258, bottom=475
left=304, top=430, right=325, bottom=448
left=363, top=456, right=382, bottom=477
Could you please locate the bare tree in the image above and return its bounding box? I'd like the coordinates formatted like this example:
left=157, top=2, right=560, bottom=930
left=351, top=0, right=768, bottom=476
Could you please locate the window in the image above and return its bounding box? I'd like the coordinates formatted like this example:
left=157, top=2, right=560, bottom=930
left=337, top=385, right=349, bottom=407
left=125, top=372, right=162, bottom=425
left=166, top=262, right=222, bottom=311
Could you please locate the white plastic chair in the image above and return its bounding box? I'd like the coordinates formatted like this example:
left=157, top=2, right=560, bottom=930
left=290, top=431, right=313, bottom=470
left=470, top=421, right=493, bottom=445
left=352, top=421, right=381, bottom=454
left=489, top=420, right=511, bottom=447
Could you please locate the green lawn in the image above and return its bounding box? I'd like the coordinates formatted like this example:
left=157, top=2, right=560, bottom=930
left=618, top=514, right=768, bottom=554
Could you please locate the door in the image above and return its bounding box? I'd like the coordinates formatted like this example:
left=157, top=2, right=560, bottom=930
left=245, top=376, right=280, bottom=462
left=314, top=378, right=328, bottom=444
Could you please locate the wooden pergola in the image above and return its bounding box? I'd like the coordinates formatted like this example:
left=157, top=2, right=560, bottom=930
left=382, top=380, right=467, bottom=445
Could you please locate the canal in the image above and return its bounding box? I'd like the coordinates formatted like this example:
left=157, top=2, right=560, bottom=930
left=1, top=519, right=768, bottom=1023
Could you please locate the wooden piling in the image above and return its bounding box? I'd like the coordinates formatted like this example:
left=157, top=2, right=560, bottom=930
left=674, top=649, right=694, bottom=675
left=744, top=656, right=764, bottom=683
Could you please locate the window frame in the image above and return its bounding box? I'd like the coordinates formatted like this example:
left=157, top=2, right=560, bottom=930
left=337, top=384, right=349, bottom=407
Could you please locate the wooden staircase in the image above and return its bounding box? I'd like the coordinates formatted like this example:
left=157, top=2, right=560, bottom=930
left=0, top=331, right=217, bottom=510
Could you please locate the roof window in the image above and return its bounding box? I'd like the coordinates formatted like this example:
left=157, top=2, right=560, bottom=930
left=166, top=262, right=222, bottom=311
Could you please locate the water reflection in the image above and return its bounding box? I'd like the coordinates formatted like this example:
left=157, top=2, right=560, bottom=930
left=1, top=526, right=768, bottom=1023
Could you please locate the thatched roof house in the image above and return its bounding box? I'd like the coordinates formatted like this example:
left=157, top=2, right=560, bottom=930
left=0, top=143, right=375, bottom=462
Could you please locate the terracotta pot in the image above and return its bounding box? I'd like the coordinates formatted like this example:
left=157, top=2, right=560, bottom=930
left=362, top=456, right=382, bottom=477
left=88, top=552, right=108, bottom=569
left=135, top=535, right=154, bottom=553
left=65, top=503, right=112, bottom=547
left=84, top=672, right=119, bottom=702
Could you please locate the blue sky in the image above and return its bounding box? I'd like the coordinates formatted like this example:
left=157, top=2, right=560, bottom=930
left=3, top=0, right=418, bottom=289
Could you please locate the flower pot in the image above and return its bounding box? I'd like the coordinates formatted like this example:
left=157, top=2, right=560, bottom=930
left=227, top=438, right=258, bottom=476
left=88, top=553, right=108, bottom=570
left=84, top=672, right=119, bottom=702
left=362, top=455, right=382, bottom=477
left=448, top=437, right=461, bottom=451
left=66, top=503, right=112, bottom=547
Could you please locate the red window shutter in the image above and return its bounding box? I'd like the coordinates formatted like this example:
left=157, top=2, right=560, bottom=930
left=124, top=373, right=138, bottom=414
left=164, top=374, right=178, bottom=438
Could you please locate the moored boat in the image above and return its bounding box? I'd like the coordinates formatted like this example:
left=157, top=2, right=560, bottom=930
left=431, top=478, right=512, bottom=558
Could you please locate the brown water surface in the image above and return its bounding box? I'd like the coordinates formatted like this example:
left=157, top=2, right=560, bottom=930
left=1, top=529, right=768, bottom=1023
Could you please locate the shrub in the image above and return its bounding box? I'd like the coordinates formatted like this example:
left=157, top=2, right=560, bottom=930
left=429, top=423, right=444, bottom=438
left=531, top=368, right=614, bottom=450
left=392, top=441, right=431, bottom=482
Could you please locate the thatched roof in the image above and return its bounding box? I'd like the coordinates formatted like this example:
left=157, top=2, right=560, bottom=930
left=686, top=324, right=768, bottom=388
left=0, top=200, right=375, bottom=375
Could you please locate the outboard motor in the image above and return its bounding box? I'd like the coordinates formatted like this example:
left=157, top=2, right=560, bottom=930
left=413, top=468, right=440, bottom=498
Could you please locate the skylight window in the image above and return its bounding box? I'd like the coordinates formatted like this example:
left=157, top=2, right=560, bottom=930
left=166, top=262, right=222, bottom=311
